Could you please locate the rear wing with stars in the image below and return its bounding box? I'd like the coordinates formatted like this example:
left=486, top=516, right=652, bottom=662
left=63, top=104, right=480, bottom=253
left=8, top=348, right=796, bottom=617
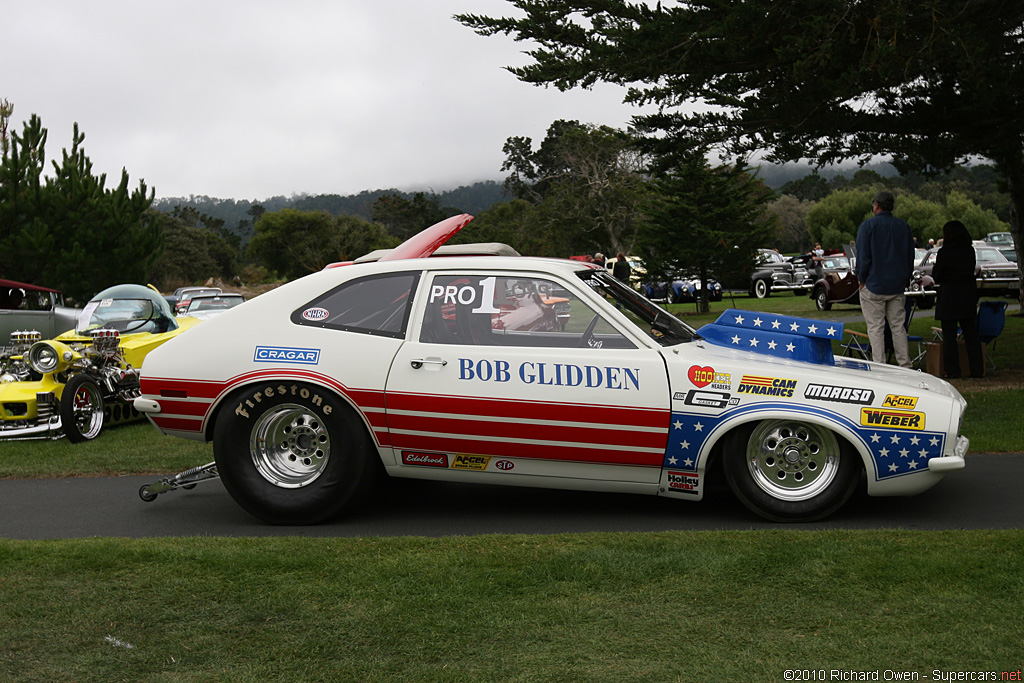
left=695, top=310, right=844, bottom=365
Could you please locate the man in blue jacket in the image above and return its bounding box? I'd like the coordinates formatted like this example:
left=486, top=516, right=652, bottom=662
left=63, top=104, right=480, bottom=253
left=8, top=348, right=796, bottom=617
left=855, top=191, right=916, bottom=368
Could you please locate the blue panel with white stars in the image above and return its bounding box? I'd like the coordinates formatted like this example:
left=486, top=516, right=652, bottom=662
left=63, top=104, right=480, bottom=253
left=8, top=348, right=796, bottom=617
left=664, top=403, right=944, bottom=482
left=696, top=309, right=844, bottom=365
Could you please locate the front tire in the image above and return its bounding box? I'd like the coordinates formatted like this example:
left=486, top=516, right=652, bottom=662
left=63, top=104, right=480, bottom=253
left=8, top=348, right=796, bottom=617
left=214, top=383, right=377, bottom=524
left=60, top=374, right=105, bottom=443
left=814, top=287, right=832, bottom=311
left=753, top=279, right=770, bottom=299
left=722, top=420, right=860, bottom=522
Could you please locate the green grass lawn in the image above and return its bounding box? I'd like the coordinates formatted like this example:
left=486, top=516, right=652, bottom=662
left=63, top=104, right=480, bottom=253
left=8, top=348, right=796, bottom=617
left=1, top=531, right=1021, bottom=682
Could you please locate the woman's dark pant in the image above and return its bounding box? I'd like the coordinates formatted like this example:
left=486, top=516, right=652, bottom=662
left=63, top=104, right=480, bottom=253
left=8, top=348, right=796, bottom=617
left=941, top=317, right=984, bottom=378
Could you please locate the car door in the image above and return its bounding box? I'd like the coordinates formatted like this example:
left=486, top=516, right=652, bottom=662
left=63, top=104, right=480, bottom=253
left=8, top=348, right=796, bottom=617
left=384, top=269, right=671, bottom=485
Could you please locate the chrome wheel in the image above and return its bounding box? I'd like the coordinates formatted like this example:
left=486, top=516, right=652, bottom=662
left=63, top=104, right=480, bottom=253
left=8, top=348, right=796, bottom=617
left=60, top=375, right=105, bottom=443
left=745, top=420, right=840, bottom=502
left=250, top=403, right=331, bottom=488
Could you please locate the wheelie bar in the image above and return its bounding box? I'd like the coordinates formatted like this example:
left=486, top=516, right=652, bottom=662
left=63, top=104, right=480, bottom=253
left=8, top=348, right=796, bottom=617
left=139, top=462, right=219, bottom=502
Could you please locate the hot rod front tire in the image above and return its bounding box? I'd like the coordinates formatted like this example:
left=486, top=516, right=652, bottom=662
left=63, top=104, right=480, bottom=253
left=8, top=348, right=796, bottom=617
left=60, top=374, right=105, bottom=443
left=214, top=382, right=377, bottom=525
left=722, top=420, right=861, bottom=522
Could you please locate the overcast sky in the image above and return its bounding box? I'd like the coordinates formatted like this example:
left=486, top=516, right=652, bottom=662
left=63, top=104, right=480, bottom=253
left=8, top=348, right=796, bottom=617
left=2, top=1, right=646, bottom=201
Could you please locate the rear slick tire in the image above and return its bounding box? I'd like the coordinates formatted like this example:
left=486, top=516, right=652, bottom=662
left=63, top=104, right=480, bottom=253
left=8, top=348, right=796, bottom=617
left=214, top=382, right=375, bottom=525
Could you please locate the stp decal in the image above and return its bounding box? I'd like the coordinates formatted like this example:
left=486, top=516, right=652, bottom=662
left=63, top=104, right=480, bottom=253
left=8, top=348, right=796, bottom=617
left=254, top=346, right=321, bottom=365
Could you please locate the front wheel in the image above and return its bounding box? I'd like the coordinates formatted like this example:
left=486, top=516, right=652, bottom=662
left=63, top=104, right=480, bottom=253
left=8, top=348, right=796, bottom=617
left=918, top=295, right=935, bottom=310
left=214, top=383, right=377, bottom=524
left=752, top=279, right=770, bottom=299
left=814, top=287, right=832, bottom=311
left=722, top=420, right=861, bottom=522
left=60, top=374, right=105, bottom=443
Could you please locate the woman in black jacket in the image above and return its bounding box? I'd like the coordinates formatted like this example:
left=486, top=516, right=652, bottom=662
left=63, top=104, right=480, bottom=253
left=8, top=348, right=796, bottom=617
left=932, top=220, right=984, bottom=378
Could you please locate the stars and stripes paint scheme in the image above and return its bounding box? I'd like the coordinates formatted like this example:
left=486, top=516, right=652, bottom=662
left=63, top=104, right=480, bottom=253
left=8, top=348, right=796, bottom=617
left=134, top=216, right=969, bottom=522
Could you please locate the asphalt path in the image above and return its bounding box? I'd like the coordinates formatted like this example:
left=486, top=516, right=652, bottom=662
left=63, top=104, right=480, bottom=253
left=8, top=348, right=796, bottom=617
left=0, top=453, right=1019, bottom=539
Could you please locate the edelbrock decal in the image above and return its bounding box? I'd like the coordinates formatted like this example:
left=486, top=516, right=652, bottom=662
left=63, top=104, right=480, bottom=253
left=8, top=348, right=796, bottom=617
left=402, top=451, right=449, bottom=467
left=254, top=346, right=321, bottom=365
left=804, top=384, right=875, bottom=405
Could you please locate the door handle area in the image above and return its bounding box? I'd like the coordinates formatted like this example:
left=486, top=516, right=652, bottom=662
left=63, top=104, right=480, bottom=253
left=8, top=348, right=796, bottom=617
left=410, top=358, right=448, bottom=370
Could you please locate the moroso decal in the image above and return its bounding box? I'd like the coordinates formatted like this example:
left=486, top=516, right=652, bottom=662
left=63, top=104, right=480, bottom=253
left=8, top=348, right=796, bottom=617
left=804, top=383, right=875, bottom=405
left=737, top=375, right=796, bottom=397
left=687, top=365, right=731, bottom=390
left=451, top=454, right=491, bottom=470
left=882, top=394, right=919, bottom=409
left=254, top=346, right=320, bottom=365
left=666, top=470, right=699, bottom=494
left=860, top=408, right=925, bottom=430
left=402, top=451, right=449, bottom=467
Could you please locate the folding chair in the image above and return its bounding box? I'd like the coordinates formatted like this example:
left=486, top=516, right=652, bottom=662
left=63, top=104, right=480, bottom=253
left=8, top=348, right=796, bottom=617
left=842, top=297, right=925, bottom=367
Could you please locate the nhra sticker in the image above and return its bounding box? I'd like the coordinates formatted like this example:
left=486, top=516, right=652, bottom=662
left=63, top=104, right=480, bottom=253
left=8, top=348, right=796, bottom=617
left=860, top=408, right=925, bottom=430
left=687, top=365, right=731, bottom=390
left=882, top=394, right=919, bottom=409
left=673, top=389, right=738, bottom=410
left=737, top=375, right=796, bottom=397
left=254, top=346, right=320, bottom=365
left=402, top=451, right=449, bottom=468
left=301, top=307, right=330, bottom=321
left=666, top=470, right=699, bottom=495
left=804, top=384, right=875, bottom=405
left=451, top=454, right=491, bottom=471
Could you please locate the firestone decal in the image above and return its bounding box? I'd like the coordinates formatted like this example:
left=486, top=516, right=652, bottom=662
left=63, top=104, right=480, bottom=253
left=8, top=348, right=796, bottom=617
left=254, top=345, right=320, bottom=365
left=458, top=359, right=640, bottom=390
left=737, top=375, right=796, bottom=397
left=804, top=383, right=875, bottom=405
left=233, top=384, right=333, bottom=419
left=860, top=408, right=925, bottom=430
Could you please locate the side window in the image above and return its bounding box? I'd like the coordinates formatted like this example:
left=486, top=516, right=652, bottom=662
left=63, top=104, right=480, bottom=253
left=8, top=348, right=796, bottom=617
left=419, top=274, right=634, bottom=349
left=291, top=272, right=419, bottom=339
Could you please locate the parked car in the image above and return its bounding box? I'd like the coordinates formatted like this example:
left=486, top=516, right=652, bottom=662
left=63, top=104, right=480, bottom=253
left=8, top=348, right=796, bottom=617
left=0, top=278, right=82, bottom=345
left=749, top=249, right=815, bottom=298
left=983, top=232, right=1013, bottom=246
left=0, top=284, right=201, bottom=442
left=810, top=252, right=936, bottom=311
left=642, top=276, right=723, bottom=304
left=135, top=215, right=968, bottom=525
left=167, top=286, right=223, bottom=315
left=181, top=293, right=246, bottom=320
left=916, top=246, right=1020, bottom=296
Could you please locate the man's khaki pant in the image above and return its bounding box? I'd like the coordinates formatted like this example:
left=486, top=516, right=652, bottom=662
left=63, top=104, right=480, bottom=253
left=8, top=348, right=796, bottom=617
left=859, top=288, right=912, bottom=368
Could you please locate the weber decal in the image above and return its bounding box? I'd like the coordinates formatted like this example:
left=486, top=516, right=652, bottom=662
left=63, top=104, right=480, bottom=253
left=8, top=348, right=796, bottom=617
left=804, top=384, right=875, bottom=405
left=254, top=345, right=321, bottom=365
left=451, top=454, right=491, bottom=471
left=860, top=408, right=925, bottom=430
left=737, top=375, right=796, bottom=397
left=666, top=470, right=699, bottom=495
left=882, top=394, right=919, bottom=409
left=402, top=451, right=449, bottom=468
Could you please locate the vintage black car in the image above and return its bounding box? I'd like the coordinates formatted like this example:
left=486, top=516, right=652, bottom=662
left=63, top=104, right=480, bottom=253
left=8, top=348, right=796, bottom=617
left=749, top=249, right=815, bottom=298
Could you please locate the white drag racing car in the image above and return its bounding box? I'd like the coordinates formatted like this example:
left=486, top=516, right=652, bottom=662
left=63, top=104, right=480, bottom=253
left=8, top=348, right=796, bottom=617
left=135, top=215, right=968, bottom=524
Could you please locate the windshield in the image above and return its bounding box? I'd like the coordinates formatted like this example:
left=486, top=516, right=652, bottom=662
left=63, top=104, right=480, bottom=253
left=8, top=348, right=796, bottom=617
left=76, top=298, right=164, bottom=334
left=576, top=269, right=698, bottom=346
left=976, top=247, right=1009, bottom=263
